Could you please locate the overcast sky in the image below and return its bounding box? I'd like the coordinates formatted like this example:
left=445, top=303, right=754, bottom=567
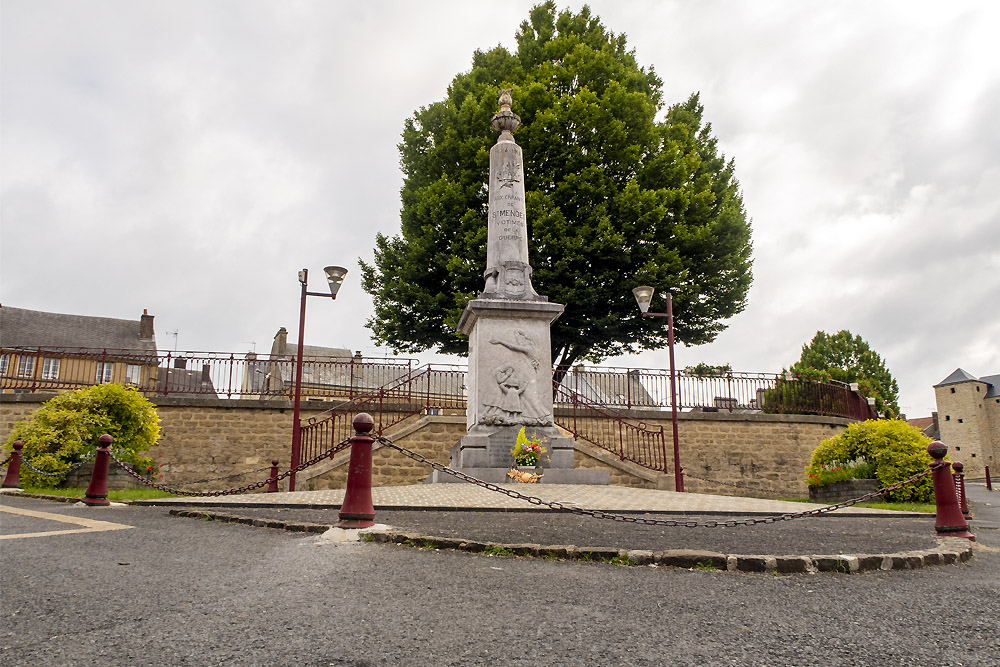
left=2, top=1, right=998, bottom=417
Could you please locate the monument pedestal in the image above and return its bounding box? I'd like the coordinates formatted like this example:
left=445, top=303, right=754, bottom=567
left=426, top=298, right=609, bottom=485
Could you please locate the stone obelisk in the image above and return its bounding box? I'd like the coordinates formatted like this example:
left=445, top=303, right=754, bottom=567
left=434, top=90, right=607, bottom=484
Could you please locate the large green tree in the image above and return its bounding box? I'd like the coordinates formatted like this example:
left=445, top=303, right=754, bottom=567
left=362, top=2, right=753, bottom=376
left=788, top=330, right=901, bottom=418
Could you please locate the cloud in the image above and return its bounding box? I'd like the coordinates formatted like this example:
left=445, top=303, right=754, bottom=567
left=2, top=0, right=997, bottom=416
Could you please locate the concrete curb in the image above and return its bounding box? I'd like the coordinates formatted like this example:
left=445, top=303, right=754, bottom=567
left=166, top=508, right=974, bottom=574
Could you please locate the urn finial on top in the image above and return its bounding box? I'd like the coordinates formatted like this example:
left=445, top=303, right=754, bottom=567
left=492, top=88, right=521, bottom=134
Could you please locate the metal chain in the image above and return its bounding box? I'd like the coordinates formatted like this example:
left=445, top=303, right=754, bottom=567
left=108, top=440, right=351, bottom=497
left=375, top=435, right=932, bottom=528
left=19, top=448, right=98, bottom=478
left=0, top=454, right=10, bottom=468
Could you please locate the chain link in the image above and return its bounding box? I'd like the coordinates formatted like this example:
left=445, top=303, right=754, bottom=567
left=375, top=435, right=932, bottom=528
left=108, top=440, right=351, bottom=497
left=19, top=449, right=98, bottom=478
left=0, top=454, right=10, bottom=468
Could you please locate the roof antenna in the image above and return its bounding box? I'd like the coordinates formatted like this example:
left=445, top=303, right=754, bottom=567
left=242, top=340, right=257, bottom=353
left=166, top=330, right=179, bottom=351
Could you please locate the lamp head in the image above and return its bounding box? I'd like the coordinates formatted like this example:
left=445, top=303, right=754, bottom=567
left=324, top=266, right=348, bottom=297
left=632, top=286, right=655, bottom=314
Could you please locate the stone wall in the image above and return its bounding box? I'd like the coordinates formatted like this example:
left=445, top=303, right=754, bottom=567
left=1, top=394, right=851, bottom=497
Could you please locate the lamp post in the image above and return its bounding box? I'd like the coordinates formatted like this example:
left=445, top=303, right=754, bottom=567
left=632, top=286, right=684, bottom=492
left=289, top=266, right=348, bottom=492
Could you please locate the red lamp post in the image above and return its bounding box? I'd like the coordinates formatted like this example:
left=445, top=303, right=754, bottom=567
left=633, top=286, right=684, bottom=492
left=288, top=265, right=348, bottom=492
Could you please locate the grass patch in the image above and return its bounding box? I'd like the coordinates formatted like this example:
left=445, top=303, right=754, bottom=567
left=779, top=497, right=935, bottom=513
left=694, top=560, right=717, bottom=571
left=20, top=485, right=177, bottom=502
left=541, top=550, right=562, bottom=561
left=484, top=545, right=516, bottom=557
left=609, top=554, right=636, bottom=567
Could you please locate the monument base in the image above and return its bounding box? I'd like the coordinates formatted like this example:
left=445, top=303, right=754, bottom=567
left=424, top=424, right=610, bottom=485
left=425, top=467, right=610, bottom=485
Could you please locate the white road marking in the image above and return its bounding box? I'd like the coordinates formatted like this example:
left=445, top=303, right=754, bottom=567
left=0, top=504, right=134, bottom=540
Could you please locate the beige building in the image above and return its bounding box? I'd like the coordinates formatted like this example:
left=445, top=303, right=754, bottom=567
left=934, top=368, right=1000, bottom=478
left=0, top=305, right=159, bottom=394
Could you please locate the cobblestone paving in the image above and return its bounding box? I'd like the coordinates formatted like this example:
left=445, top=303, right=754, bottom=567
left=141, top=483, right=911, bottom=515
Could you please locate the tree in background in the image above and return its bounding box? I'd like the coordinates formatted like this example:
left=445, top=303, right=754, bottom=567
left=362, top=2, right=753, bottom=377
left=3, top=383, right=160, bottom=488
left=789, top=330, right=900, bottom=418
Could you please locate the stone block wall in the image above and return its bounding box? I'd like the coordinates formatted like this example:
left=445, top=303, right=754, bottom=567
left=1, top=394, right=852, bottom=497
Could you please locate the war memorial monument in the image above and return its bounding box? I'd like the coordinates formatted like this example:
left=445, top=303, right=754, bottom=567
left=431, top=90, right=608, bottom=485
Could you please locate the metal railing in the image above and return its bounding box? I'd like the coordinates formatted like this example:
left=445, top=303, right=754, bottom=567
left=0, top=346, right=876, bottom=421
left=297, top=364, right=468, bottom=463
left=553, top=382, right=669, bottom=473
left=0, top=347, right=416, bottom=400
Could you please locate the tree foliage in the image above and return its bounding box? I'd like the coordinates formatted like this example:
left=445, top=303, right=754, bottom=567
left=806, top=419, right=934, bottom=502
left=362, top=2, right=753, bottom=373
left=3, top=384, right=160, bottom=488
left=788, top=330, right=900, bottom=418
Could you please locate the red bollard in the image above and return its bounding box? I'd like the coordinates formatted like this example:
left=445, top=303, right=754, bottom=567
left=82, top=435, right=114, bottom=507
left=986, top=466, right=992, bottom=492
left=267, top=459, right=280, bottom=493
left=335, top=413, right=375, bottom=529
left=2, top=441, right=24, bottom=489
left=952, top=461, right=970, bottom=519
left=927, top=442, right=974, bottom=541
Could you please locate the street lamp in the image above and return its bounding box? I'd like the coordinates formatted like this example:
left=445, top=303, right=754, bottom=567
left=632, top=286, right=684, bottom=492
left=289, top=266, right=348, bottom=492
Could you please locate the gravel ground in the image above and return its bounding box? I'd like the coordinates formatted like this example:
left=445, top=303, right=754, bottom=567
left=201, top=506, right=942, bottom=555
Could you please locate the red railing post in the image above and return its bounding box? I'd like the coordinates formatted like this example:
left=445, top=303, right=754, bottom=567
left=336, top=413, right=375, bottom=529
left=267, top=459, right=280, bottom=493
left=952, top=461, right=970, bottom=518
left=2, top=441, right=23, bottom=488
left=987, top=466, right=993, bottom=491
left=82, top=435, right=114, bottom=507
left=927, top=441, right=974, bottom=540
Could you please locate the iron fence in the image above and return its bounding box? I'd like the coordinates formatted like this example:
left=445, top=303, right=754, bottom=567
left=0, top=346, right=876, bottom=421
left=0, top=347, right=416, bottom=400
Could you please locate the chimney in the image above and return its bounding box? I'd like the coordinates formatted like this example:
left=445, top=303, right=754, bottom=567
left=140, top=309, right=155, bottom=342
left=201, top=364, right=212, bottom=385
left=274, top=327, right=289, bottom=356
left=174, top=358, right=187, bottom=369
left=354, top=350, right=362, bottom=359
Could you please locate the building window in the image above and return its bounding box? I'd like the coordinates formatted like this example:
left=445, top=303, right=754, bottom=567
left=41, top=358, right=60, bottom=380
left=0, top=354, right=9, bottom=375
left=125, top=364, right=142, bottom=386
left=945, top=415, right=951, bottom=421
left=96, top=362, right=114, bottom=383
left=17, top=356, right=35, bottom=377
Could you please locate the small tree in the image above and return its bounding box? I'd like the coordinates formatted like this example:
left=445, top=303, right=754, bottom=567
left=3, top=384, right=160, bottom=488
left=806, top=420, right=934, bottom=502
left=788, top=330, right=900, bottom=418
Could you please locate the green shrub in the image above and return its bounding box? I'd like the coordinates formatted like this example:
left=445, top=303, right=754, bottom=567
left=805, top=420, right=934, bottom=502
left=3, top=384, right=160, bottom=488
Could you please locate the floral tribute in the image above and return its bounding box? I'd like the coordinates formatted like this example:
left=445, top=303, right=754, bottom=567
left=510, top=427, right=547, bottom=467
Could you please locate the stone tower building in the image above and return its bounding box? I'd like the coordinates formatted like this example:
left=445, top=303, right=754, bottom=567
left=934, top=368, right=1000, bottom=478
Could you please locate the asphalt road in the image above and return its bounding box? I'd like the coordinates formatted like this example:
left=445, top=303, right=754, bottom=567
left=2, top=489, right=998, bottom=667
